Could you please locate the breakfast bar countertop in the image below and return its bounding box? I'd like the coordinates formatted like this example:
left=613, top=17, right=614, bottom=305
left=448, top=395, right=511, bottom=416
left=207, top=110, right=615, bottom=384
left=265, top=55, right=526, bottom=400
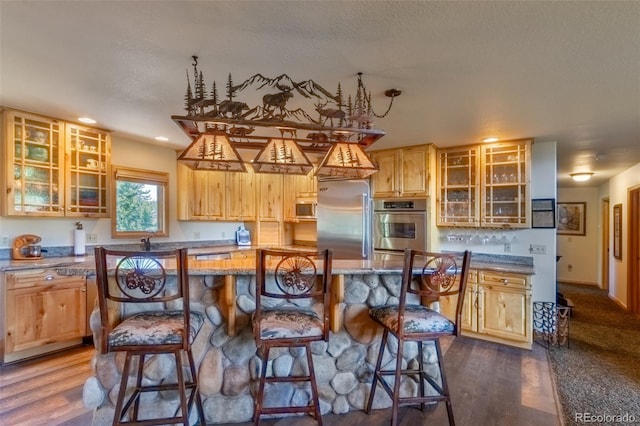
left=0, top=245, right=535, bottom=276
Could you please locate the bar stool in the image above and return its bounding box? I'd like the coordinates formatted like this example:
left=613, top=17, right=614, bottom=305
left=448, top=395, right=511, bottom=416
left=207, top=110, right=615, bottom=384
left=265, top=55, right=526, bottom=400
left=94, top=247, right=205, bottom=426
left=366, top=249, right=471, bottom=426
left=252, top=248, right=333, bottom=425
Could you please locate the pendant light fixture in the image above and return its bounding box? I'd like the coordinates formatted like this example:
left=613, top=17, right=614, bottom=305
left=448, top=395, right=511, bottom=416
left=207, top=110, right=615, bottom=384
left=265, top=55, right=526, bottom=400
left=177, top=130, right=246, bottom=172
left=250, top=128, right=313, bottom=175
left=174, top=56, right=401, bottom=176
left=316, top=141, right=378, bottom=179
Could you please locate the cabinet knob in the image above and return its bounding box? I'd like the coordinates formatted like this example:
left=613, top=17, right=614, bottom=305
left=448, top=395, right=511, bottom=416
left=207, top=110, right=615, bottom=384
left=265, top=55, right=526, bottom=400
left=44, top=274, right=55, bottom=281
left=501, top=279, right=509, bottom=285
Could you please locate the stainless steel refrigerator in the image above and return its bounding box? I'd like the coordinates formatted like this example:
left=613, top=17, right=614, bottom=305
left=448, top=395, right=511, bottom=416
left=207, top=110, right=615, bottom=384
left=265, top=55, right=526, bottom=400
left=317, top=179, right=372, bottom=259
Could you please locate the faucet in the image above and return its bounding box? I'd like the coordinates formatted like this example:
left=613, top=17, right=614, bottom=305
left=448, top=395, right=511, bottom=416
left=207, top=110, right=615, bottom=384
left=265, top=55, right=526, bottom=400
left=141, top=236, right=152, bottom=251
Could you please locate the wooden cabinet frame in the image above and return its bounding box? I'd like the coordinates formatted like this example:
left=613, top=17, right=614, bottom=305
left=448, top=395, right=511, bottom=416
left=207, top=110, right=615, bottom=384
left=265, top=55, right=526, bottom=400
left=439, top=269, right=532, bottom=349
left=370, top=145, right=433, bottom=199
left=2, top=270, right=87, bottom=363
left=1, top=108, right=111, bottom=217
left=437, top=139, right=531, bottom=228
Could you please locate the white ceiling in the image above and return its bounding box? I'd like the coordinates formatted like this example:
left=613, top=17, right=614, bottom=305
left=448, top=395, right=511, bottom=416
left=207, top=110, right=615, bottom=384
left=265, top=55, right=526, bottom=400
left=1, top=1, right=639, bottom=187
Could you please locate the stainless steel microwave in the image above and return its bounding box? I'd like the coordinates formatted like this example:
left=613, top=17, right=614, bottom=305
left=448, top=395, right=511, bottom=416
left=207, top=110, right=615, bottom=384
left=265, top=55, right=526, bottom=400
left=295, top=198, right=317, bottom=219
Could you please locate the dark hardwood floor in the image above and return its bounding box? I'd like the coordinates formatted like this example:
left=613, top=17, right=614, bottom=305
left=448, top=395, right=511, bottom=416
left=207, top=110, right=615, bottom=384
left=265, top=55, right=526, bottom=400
left=0, top=337, right=561, bottom=426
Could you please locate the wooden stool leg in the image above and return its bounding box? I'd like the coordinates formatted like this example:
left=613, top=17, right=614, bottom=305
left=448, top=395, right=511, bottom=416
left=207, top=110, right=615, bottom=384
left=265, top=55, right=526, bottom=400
left=131, top=353, right=145, bottom=422
left=390, top=337, right=404, bottom=426
left=435, top=339, right=455, bottom=426
left=366, top=328, right=389, bottom=414
left=174, top=350, right=188, bottom=425
left=305, top=343, right=323, bottom=426
left=113, top=353, right=132, bottom=425
left=186, top=349, right=205, bottom=424
left=254, top=346, right=270, bottom=426
left=418, top=341, right=425, bottom=411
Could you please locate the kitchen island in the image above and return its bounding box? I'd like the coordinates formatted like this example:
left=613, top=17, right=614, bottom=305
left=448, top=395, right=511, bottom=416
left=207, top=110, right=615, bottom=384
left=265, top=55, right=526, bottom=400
left=1, top=248, right=533, bottom=424
left=44, top=249, right=534, bottom=425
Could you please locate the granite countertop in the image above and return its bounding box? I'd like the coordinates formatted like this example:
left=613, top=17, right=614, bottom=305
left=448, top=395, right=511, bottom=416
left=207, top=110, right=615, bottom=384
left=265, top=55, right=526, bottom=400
left=0, top=246, right=535, bottom=276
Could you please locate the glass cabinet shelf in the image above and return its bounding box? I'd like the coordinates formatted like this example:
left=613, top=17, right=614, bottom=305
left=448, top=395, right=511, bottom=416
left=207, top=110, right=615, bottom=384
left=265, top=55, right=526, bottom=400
left=2, top=109, right=111, bottom=217
left=437, top=139, right=531, bottom=228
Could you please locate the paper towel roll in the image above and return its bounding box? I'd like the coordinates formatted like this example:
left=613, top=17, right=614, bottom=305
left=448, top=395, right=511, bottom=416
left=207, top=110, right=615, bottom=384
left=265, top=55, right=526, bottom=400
left=74, top=229, right=86, bottom=256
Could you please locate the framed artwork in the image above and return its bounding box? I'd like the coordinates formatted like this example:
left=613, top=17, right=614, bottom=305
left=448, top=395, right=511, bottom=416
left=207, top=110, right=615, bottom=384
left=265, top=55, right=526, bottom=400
left=557, top=202, right=586, bottom=235
left=613, top=203, right=622, bottom=260
left=531, top=198, right=556, bottom=228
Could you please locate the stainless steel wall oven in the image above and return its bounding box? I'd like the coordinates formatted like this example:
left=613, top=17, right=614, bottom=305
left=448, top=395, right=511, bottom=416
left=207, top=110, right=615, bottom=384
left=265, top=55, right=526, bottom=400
left=373, top=198, right=427, bottom=255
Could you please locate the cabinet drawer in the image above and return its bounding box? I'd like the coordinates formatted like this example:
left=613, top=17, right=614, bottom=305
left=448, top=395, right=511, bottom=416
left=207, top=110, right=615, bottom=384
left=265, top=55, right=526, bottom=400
left=479, top=271, right=528, bottom=288
left=6, top=270, right=85, bottom=290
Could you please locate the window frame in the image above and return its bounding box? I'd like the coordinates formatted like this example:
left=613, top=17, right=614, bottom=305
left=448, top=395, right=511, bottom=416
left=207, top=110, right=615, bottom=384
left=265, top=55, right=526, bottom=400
left=110, top=166, right=169, bottom=238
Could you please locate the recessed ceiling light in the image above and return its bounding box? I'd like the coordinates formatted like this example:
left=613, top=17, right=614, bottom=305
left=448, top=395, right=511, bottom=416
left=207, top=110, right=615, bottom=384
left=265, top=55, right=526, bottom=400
left=482, top=137, right=499, bottom=143
left=570, top=172, right=594, bottom=182
left=155, top=136, right=169, bottom=142
left=78, top=117, right=97, bottom=124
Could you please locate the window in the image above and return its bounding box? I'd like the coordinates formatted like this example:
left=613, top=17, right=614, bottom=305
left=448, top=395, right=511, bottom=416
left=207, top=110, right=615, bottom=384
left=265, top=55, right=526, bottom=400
left=111, top=166, right=169, bottom=238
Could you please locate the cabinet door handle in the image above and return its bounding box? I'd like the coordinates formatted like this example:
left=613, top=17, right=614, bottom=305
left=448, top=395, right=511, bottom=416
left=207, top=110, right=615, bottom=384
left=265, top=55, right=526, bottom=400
left=44, top=274, right=55, bottom=281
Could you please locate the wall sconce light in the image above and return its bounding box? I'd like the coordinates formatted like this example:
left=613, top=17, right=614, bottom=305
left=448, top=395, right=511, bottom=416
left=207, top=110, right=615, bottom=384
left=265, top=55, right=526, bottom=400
left=570, top=172, right=594, bottom=182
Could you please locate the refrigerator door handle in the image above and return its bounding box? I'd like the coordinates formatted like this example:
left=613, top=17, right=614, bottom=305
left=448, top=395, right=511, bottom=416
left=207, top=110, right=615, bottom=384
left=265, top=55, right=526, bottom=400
left=362, top=193, right=369, bottom=258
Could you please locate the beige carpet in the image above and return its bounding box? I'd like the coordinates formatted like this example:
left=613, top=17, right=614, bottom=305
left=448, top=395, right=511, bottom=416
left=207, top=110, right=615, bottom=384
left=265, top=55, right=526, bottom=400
left=547, top=283, right=640, bottom=426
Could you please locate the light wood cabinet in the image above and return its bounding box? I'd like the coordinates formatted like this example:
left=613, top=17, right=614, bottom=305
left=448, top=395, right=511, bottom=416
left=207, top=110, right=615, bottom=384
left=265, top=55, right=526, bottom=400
left=256, top=173, right=283, bottom=221
left=226, top=169, right=256, bottom=221
left=439, top=269, right=532, bottom=349
left=481, top=141, right=530, bottom=228
left=2, top=269, right=87, bottom=363
left=1, top=109, right=111, bottom=217
left=370, top=145, right=431, bottom=198
left=177, top=163, right=220, bottom=220
left=292, top=168, right=317, bottom=197
left=436, top=139, right=531, bottom=228
left=283, top=170, right=318, bottom=222
left=439, top=270, right=478, bottom=331
left=436, top=145, right=480, bottom=227
left=370, top=150, right=398, bottom=197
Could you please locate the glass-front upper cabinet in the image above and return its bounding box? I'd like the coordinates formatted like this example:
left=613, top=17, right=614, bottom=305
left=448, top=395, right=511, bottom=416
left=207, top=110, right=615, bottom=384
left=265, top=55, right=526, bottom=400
left=4, top=110, right=64, bottom=216
left=2, top=109, right=111, bottom=217
left=481, top=140, right=530, bottom=228
left=66, top=124, right=111, bottom=216
left=437, top=146, right=480, bottom=227
left=437, top=139, right=531, bottom=228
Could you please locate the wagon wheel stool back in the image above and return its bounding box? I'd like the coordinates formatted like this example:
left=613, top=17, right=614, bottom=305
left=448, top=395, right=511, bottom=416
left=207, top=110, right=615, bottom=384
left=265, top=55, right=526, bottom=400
left=94, top=247, right=205, bottom=426
left=366, top=249, right=472, bottom=426
left=252, top=248, right=333, bottom=425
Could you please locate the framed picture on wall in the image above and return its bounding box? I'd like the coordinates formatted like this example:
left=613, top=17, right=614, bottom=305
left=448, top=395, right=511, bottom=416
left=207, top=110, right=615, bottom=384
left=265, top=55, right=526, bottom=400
left=613, top=203, right=622, bottom=260
left=557, top=202, right=586, bottom=235
left=531, top=198, right=556, bottom=228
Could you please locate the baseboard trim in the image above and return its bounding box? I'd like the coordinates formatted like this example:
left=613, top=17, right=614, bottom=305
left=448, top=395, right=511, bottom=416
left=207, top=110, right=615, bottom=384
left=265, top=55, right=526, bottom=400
left=609, top=294, right=628, bottom=310
left=557, top=280, right=598, bottom=287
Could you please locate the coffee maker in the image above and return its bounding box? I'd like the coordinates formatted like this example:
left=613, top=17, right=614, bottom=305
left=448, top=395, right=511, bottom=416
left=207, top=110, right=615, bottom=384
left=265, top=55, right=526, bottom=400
left=12, top=234, right=44, bottom=260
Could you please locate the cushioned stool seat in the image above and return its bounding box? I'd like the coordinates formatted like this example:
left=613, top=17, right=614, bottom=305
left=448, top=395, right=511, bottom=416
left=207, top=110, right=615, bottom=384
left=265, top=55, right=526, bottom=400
left=369, top=304, right=455, bottom=334
left=255, top=307, right=324, bottom=340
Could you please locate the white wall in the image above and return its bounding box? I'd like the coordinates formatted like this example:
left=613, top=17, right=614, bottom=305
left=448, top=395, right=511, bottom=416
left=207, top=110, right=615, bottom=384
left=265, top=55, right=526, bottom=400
left=0, top=135, right=242, bottom=249
left=437, top=140, right=558, bottom=302
left=556, top=187, right=600, bottom=285
left=601, top=162, right=640, bottom=307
